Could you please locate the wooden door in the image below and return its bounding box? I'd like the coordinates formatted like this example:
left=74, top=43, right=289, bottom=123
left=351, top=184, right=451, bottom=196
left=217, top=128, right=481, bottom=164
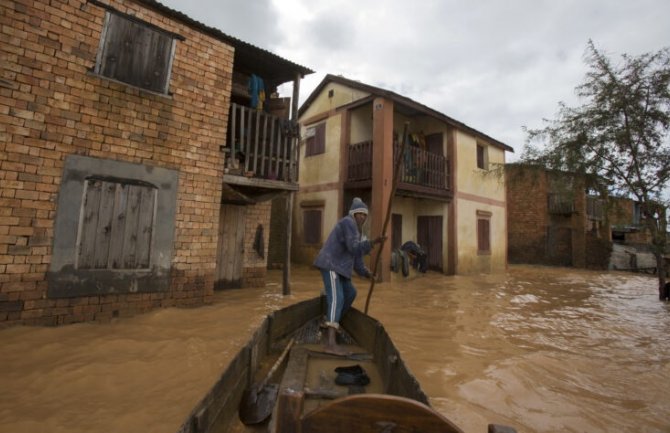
left=417, top=216, right=443, bottom=271
left=425, top=133, right=443, bottom=156
left=391, top=214, right=402, bottom=250
left=216, top=204, right=246, bottom=289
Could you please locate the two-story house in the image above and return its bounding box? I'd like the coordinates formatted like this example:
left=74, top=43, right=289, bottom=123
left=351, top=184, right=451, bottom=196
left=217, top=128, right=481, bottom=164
left=294, top=75, right=514, bottom=280
left=0, top=0, right=311, bottom=326
left=506, top=163, right=611, bottom=269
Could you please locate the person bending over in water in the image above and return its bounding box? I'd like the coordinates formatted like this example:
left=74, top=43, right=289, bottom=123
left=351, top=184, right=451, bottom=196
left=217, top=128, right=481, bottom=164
left=313, top=197, right=386, bottom=355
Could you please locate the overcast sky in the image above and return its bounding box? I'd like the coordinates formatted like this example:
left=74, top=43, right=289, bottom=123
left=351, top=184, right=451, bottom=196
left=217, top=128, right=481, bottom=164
left=158, top=0, right=670, bottom=160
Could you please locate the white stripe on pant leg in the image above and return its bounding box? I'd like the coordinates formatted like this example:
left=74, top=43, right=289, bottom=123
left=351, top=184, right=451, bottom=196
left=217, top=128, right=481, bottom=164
left=328, top=270, right=338, bottom=326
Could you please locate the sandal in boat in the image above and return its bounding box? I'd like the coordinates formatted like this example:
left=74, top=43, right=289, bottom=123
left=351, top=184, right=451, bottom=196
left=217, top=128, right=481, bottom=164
left=334, top=364, right=370, bottom=386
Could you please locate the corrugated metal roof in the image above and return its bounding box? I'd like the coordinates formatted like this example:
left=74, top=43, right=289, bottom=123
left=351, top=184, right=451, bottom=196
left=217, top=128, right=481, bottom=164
left=135, top=0, right=313, bottom=85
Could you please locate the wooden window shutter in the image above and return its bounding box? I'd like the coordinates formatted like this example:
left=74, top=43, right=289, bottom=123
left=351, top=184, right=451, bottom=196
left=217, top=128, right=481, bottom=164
left=425, top=133, right=443, bottom=156
left=77, top=179, right=157, bottom=270
left=303, top=209, right=322, bottom=245
left=315, top=123, right=326, bottom=154
left=305, top=133, right=315, bottom=157
left=477, top=217, right=491, bottom=253
left=97, top=12, right=175, bottom=94
left=476, top=144, right=485, bottom=169
left=305, top=123, right=326, bottom=157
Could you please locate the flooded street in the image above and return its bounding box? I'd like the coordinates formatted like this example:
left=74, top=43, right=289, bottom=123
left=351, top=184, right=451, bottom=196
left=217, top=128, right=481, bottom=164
left=1, top=265, right=669, bottom=433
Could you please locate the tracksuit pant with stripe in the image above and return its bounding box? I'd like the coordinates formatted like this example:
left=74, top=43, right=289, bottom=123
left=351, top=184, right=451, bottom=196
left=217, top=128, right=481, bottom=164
left=320, top=269, right=357, bottom=328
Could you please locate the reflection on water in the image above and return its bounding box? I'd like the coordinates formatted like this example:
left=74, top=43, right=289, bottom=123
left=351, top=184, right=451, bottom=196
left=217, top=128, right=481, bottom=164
left=1, top=265, right=669, bottom=433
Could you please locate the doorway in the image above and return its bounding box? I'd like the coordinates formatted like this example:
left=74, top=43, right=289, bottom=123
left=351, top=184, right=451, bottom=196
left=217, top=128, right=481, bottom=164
left=417, top=215, right=443, bottom=271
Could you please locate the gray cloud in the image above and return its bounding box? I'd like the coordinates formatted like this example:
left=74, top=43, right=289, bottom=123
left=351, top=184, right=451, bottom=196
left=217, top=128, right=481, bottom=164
left=160, top=0, right=282, bottom=49
left=159, top=0, right=670, bottom=158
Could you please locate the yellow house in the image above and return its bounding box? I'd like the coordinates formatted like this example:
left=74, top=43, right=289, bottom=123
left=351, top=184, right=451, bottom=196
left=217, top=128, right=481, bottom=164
left=294, top=75, right=513, bottom=280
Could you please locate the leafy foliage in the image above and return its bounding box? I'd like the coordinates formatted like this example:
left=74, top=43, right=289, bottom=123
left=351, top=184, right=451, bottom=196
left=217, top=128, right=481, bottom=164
left=522, top=40, right=670, bottom=299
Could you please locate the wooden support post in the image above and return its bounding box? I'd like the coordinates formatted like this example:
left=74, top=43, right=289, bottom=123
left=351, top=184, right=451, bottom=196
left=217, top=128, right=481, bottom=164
left=282, top=72, right=301, bottom=296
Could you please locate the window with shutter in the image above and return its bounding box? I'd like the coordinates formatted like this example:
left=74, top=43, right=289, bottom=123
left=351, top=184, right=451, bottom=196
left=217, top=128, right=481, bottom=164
left=476, top=143, right=488, bottom=170
left=477, top=211, right=491, bottom=254
left=305, top=123, right=326, bottom=157
left=303, top=208, right=323, bottom=245
left=77, top=179, right=157, bottom=270
left=95, top=11, right=176, bottom=94
left=48, top=155, right=178, bottom=298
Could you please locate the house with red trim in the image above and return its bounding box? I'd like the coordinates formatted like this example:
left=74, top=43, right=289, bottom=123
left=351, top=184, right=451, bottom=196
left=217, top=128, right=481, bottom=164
left=293, top=75, right=514, bottom=280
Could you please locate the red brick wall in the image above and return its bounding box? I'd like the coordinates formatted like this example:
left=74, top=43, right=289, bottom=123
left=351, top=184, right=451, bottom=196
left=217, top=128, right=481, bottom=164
left=0, top=0, right=233, bottom=326
left=507, top=165, right=611, bottom=268
left=241, top=201, right=272, bottom=287
left=609, top=197, right=635, bottom=226
left=506, top=165, right=549, bottom=264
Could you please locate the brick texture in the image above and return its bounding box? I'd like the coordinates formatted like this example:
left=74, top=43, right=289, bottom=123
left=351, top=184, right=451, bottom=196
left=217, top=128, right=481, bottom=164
left=506, top=165, right=550, bottom=264
left=506, top=165, right=611, bottom=269
left=0, top=0, right=234, bottom=326
left=241, top=201, right=272, bottom=287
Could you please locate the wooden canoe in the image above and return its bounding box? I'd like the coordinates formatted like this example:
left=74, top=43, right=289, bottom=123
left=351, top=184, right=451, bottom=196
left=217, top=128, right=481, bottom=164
left=175, top=296, right=516, bottom=433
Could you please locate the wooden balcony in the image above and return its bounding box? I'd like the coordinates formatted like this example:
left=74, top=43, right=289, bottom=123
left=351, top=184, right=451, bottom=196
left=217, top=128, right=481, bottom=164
left=222, top=103, right=299, bottom=189
left=346, top=140, right=451, bottom=199
left=547, top=193, right=575, bottom=215
left=587, top=196, right=604, bottom=221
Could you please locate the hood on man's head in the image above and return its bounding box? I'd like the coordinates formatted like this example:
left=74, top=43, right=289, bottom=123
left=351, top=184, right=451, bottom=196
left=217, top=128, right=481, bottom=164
left=349, top=197, right=368, bottom=216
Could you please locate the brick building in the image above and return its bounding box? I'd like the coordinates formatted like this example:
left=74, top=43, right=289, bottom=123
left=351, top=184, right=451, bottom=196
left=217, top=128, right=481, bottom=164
left=0, top=0, right=311, bottom=326
left=506, top=164, right=611, bottom=269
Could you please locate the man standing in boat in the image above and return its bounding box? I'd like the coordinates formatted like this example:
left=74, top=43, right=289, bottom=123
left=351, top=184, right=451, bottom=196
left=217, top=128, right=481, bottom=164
left=314, top=197, right=386, bottom=355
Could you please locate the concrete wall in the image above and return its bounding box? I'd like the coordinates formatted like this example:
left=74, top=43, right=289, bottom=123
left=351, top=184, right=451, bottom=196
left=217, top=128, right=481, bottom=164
left=0, top=0, right=233, bottom=326
left=300, top=82, right=370, bottom=121
left=453, top=131, right=508, bottom=273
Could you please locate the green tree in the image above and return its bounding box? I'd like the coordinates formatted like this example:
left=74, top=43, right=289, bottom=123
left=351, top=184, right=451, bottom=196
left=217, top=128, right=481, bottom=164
left=522, top=40, right=670, bottom=300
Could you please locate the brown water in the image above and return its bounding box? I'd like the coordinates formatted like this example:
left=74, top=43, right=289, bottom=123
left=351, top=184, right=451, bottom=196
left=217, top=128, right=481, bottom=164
left=1, top=265, right=669, bottom=433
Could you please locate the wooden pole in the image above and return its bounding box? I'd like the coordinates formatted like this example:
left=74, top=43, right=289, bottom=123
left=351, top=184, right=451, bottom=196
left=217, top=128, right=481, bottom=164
left=364, top=122, right=408, bottom=314
left=283, top=73, right=301, bottom=295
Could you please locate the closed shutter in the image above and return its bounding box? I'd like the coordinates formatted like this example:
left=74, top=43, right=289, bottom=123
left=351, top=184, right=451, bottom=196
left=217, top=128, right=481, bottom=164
left=77, top=179, right=156, bottom=270
left=303, top=209, right=323, bottom=244
left=97, top=12, right=175, bottom=94
left=417, top=216, right=443, bottom=271
left=305, top=123, right=326, bottom=156
left=477, top=218, right=491, bottom=253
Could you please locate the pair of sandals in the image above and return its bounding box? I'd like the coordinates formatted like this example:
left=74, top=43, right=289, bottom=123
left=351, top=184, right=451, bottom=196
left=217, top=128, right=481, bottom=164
left=334, top=364, right=370, bottom=386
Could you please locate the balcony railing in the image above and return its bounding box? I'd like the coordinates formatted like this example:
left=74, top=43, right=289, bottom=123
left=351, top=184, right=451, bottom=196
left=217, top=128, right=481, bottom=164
left=223, top=103, right=298, bottom=183
left=548, top=193, right=575, bottom=215
left=346, top=140, right=450, bottom=192
left=587, top=196, right=604, bottom=221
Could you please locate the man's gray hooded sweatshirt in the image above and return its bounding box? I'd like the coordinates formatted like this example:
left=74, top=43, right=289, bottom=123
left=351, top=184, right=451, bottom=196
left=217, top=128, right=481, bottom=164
left=313, top=198, right=373, bottom=278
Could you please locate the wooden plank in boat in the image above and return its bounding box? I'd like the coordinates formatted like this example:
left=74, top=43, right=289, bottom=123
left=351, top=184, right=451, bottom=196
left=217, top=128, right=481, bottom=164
left=273, top=347, right=310, bottom=432
left=269, top=298, right=322, bottom=344
left=342, top=309, right=429, bottom=405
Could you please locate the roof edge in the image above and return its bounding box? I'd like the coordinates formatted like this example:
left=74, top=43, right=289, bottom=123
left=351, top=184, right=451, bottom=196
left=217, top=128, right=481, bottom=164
left=134, top=0, right=314, bottom=77
left=300, top=74, right=513, bottom=152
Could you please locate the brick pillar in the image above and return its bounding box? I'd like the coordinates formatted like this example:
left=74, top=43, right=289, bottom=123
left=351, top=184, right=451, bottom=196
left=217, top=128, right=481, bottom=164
left=371, top=97, right=394, bottom=282
left=572, top=178, right=587, bottom=268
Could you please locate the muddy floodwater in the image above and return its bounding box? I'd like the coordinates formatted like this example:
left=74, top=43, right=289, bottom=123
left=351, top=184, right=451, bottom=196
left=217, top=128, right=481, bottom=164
left=1, top=265, right=669, bottom=433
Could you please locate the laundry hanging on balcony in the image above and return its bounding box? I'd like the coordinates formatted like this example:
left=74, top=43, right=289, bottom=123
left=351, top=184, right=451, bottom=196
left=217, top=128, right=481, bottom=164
left=248, top=74, right=266, bottom=111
